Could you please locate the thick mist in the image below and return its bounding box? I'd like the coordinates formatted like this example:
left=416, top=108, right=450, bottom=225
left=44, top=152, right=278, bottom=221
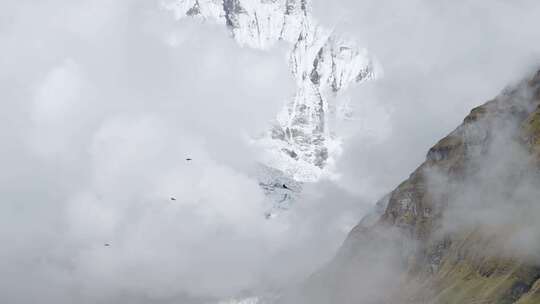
left=428, top=82, right=540, bottom=263
left=2, top=0, right=540, bottom=303
left=312, top=0, right=540, bottom=202
left=1, top=1, right=367, bottom=303
left=282, top=68, right=540, bottom=304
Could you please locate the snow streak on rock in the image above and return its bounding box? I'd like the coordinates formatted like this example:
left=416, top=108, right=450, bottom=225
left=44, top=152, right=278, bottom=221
left=165, top=0, right=378, bottom=211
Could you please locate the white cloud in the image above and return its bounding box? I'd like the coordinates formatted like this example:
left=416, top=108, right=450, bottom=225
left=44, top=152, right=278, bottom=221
left=0, top=1, right=357, bottom=302
left=29, top=59, right=87, bottom=158
left=313, top=0, right=540, bottom=201
left=2, top=0, right=540, bottom=303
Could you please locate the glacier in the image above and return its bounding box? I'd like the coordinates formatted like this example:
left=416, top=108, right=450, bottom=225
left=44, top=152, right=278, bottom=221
left=164, top=0, right=378, bottom=213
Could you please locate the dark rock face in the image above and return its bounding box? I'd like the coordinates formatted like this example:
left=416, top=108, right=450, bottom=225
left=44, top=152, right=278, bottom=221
left=286, top=69, right=540, bottom=304
left=223, top=0, right=245, bottom=28
left=186, top=0, right=201, bottom=16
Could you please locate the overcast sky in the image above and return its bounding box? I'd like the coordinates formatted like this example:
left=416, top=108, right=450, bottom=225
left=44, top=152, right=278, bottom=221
left=1, top=0, right=540, bottom=303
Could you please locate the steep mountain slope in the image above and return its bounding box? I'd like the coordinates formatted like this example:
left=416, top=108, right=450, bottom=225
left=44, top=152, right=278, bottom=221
left=165, top=0, right=377, bottom=213
left=288, top=70, right=540, bottom=304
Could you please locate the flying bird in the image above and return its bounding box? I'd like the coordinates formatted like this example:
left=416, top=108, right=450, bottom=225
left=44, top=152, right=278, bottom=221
left=186, top=158, right=192, bottom=161
left=104, top=243, right=110, bottom=247
left=282, top=184, right=290, bottom=190
left=170, top=197, right=177, bottom=201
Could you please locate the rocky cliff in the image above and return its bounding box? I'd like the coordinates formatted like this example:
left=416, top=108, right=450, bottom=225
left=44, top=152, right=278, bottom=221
left=288, top=70, right=540, bottom=304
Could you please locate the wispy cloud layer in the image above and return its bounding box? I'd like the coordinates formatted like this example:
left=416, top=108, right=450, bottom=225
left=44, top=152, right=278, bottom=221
left=2, top=0, right=540, bottom=303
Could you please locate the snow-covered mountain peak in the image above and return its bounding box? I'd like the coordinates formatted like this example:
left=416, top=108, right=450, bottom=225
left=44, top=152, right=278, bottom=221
left=164, top=0, right=379, bottom=212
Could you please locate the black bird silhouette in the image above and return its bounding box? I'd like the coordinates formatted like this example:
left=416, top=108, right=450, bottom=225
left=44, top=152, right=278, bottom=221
left=282, top=184, right=290, bottom=190
left=104, top=243, right=110, bottom=247
left=170, top=197, right=177, bottom=201
left=186, top=158, right=192, bottom=161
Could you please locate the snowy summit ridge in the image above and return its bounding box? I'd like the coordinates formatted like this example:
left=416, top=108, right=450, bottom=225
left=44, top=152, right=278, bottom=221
left=165, top=0, right=378, bottom=207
